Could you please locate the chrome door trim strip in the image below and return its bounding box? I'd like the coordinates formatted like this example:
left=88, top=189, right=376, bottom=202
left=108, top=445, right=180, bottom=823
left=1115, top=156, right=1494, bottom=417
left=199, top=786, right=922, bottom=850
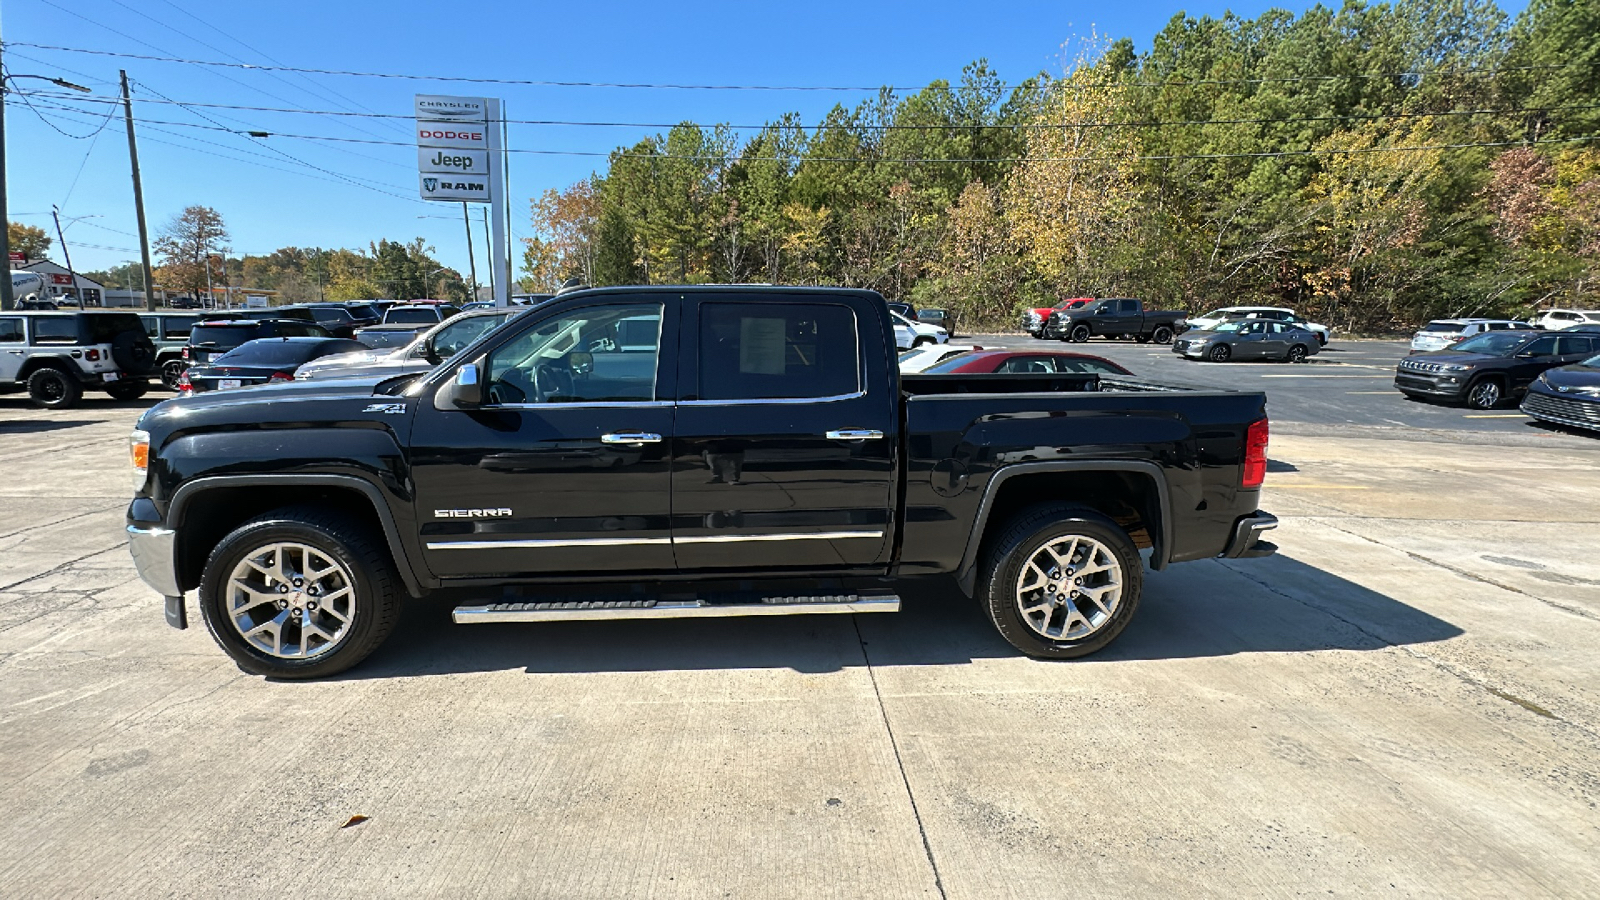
left=484, top=400, right=675, bottom=410
left=426, top=531, right=883, bottom=550
left=428, top=536, right=673, bottom=550
left=679, top=391, right=866, bottom=407
left=674, top=530, right=883, bottom=544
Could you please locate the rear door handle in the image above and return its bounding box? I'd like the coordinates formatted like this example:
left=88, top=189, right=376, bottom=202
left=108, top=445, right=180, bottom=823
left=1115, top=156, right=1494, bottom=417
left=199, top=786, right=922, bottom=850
left=826, top=429, right=884, bottom=441
left=601, top=432, right=662, bottom=444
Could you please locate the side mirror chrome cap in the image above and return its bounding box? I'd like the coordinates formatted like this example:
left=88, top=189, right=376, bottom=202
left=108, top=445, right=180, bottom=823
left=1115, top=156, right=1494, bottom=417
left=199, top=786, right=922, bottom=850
left=457, top=363, right=479, bottom=385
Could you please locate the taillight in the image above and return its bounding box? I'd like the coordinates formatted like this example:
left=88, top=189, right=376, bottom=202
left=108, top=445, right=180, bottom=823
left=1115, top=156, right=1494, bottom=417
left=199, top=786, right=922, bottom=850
left=182, top=347, right=190, bottom=359
left=1242, top=418, right=1269, bottom=489
left=177, top=370, right=191, bottom=392
left=268, top=372, right=294, bottom=384
left=86, top=348, right=101, bottom=362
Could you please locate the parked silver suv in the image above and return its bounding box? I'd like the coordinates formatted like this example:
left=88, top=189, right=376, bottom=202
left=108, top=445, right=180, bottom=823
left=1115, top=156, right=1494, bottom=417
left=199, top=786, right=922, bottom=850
left=0, top=311, right=160, bottom=408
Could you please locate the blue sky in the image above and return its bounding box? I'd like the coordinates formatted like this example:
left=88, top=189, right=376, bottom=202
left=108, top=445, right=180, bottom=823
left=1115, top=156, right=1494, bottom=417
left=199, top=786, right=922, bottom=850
left=4, top=0, right=1527, bottom=280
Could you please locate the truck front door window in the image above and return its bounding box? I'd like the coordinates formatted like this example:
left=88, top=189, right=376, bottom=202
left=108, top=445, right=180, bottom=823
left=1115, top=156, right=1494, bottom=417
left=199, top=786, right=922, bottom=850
left=486, top=304, right=662, bottom=404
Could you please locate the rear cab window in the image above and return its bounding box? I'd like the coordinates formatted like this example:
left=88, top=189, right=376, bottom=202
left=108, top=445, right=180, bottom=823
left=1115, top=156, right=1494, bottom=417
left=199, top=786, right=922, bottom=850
left=386, top=308, right=441, bottom=324
left=189, top=324, right=258, bottom=346
left=696, top=302, right=860, bottom=401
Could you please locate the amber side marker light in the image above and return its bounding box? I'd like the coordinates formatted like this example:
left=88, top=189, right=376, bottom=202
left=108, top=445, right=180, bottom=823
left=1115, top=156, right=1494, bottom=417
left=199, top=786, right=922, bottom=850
left=130, top=430, right=150, bottom=493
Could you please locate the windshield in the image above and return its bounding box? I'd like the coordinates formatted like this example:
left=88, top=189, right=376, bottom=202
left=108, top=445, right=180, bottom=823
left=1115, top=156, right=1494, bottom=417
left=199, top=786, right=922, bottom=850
left=1199, top=309, right=1233, bottom=319
left=1449, top=332, right=1530, bottom=355
left=386, top=308, right=440, bottom=324
left=1207, top=321, right=1246, bottom=333
left=214, top=340, right=326, bottom=366
left=1422, top=322, right=1466, bottom=333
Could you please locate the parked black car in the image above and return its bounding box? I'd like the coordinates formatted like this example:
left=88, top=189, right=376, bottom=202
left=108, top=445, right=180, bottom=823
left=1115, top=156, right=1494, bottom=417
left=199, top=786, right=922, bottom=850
left=183, top=319, right=333, bottom=366
left=284, top=304, right=377, bottom=339
left=1395, top=330, right=1599, bottom=409
left=1521, top=349, right=1600, bottom=433
left=180, top=337, right=369, bottom=394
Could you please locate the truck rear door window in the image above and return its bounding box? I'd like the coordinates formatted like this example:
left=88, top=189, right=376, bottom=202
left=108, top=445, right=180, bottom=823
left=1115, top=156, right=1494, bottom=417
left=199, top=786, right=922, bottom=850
left=698, top=303, right=859, bottom=401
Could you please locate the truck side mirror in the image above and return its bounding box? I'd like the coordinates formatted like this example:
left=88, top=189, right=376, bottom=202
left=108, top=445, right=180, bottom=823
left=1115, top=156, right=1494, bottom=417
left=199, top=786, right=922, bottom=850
left=436, top=362, right=482, bottom=409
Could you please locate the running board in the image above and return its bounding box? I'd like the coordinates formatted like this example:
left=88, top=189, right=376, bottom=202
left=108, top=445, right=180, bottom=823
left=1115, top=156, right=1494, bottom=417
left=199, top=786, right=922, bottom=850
left=452, top=593, right=900, bottom=624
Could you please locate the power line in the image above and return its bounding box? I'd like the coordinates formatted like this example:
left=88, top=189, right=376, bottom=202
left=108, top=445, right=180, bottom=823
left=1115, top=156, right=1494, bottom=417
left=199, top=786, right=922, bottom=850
left=20, top=88, right=1600, bottom=133
left=10, top=41, right=1598, bottom=91
left=2, top=68, right=120, bottom=138
left=21, top=95, right=1597, bottom=163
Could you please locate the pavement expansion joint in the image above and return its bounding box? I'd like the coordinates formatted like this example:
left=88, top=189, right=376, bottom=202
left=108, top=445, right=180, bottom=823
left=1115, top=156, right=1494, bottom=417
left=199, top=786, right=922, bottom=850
left=852, top=616, right=948, bottom=900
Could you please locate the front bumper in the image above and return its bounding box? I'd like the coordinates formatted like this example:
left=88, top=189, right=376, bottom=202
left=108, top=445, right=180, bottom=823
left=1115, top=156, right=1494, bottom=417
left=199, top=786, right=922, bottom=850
left=1522, top=387, right=1600, bottom=432
left=1393, top=372, right=1467, bottom=398
left=1172, top=339, right=1211, bottom=358
left=1222, top=512, right=1279, bottom=559
left=127, top=523, right=186, bottom=627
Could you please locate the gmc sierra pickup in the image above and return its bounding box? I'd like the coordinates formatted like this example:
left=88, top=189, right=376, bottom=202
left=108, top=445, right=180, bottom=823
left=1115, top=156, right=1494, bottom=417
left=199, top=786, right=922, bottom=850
left=126, top=286, right=1277, bottom=678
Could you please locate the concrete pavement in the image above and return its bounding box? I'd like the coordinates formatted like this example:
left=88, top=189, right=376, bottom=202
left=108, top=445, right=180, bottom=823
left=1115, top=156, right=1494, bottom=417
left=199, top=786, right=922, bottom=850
left=1, top=397, right=1597, bottom=898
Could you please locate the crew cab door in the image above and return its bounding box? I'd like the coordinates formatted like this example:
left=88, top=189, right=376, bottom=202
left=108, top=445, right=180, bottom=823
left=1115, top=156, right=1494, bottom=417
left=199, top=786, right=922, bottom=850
left=670, top=294, right=897, bottom=572
left=410, top=297, right=678, bottom=578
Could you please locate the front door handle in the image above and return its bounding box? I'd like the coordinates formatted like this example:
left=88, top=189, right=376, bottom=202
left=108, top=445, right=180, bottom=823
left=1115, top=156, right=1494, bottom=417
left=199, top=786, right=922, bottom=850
left=826, top=429, right=884, bottom=441
left=601, top=432, right=662, bottom=444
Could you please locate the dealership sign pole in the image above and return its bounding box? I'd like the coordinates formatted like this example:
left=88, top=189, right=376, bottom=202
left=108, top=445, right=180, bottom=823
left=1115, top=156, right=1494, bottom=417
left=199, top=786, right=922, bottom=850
left=415, top=94, right=507, bottom=306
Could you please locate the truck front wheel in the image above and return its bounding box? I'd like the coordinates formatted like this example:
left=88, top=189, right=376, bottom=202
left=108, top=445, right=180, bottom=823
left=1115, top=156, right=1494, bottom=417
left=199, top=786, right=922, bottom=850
left=977, top=505, right=1143, bottom=659
left=1069, top=324, right=1092, bottom=343
left=198, top=506, right=401, bottom=679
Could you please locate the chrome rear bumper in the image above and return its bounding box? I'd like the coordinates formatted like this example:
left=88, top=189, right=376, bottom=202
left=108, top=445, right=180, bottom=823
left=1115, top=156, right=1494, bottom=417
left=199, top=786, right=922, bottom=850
left=1223, top=512, right=1279, bottom=559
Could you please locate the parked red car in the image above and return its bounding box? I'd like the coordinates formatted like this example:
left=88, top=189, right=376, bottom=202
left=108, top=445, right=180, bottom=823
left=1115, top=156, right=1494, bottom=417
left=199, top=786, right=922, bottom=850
left=921, top=349, right=1133, bottom=376
left=1023, top=298, right=1094, bottom=337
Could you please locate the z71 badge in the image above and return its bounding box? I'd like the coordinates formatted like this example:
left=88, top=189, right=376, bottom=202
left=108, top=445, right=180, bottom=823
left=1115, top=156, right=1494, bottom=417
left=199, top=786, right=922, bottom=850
left=362, top=403, right=408, bottom=415
left=434, top=508, right=514, bottom=519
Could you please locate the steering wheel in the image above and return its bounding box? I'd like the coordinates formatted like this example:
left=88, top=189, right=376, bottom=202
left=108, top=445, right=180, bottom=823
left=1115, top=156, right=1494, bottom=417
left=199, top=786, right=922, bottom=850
left=532, top=361, right=574, bottom=401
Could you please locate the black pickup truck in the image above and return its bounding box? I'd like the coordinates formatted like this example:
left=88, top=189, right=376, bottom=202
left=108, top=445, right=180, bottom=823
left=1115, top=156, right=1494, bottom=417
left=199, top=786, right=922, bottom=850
left=126, top=286, right=1277, bottom=678
left=1044, top=298, right=1187, bottom=344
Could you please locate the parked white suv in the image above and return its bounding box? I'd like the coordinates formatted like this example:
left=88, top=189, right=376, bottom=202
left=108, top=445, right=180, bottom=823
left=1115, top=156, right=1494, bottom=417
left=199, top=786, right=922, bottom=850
left=891, top=311, right=948, bottom=350
left=1531, top=309, right=1600, bottom=331
left=0, top=311, right=160, bottom=408
left=1186, top=306, right=1333, bottom=345
left=1410, top=318, right=1537, bottom=352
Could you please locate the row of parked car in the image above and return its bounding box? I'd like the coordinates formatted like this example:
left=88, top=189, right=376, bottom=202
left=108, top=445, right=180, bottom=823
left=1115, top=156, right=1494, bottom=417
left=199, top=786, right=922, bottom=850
left=1393, top=323, right=1600, bottom=431
left=0, top=298, right=548, bottom=409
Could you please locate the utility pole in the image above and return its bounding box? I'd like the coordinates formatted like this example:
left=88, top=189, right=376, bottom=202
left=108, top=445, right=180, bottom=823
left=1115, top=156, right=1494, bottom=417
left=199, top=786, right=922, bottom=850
left=0, top=34, right=13, bottom=312
left=119, top=71, right=157, bottom=312
left=461, top=202, right=478, bottom=300
left=51, top=205, right=83, bottom=308
left=480, top=206, right=496, bottom=300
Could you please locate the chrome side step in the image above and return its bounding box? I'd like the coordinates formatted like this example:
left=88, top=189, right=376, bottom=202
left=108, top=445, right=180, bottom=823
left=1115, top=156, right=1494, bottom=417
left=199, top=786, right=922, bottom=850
left=452, top=593, right=900, bottom=624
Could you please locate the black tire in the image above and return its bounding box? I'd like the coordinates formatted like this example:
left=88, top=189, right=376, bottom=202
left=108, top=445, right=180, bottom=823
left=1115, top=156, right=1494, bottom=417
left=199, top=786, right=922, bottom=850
left=1151, top=325, right=1175, bottom=345
left=26, top=367, right=82, bottom=409
left=1464, top=376, right=1506, bottom=410
left=1208, top=343, right=1232, bottom=362
left=198, top=506, right=402, bottom=679
left=977, top=504, right=1143, bottom=660
left=1286, top=344, right=1308, bottom=364
left=112, top=331, right=159, bottom=377
left=161, top=359, right=187, bottom=391
left=1070, top=324, right=1092, bottom=343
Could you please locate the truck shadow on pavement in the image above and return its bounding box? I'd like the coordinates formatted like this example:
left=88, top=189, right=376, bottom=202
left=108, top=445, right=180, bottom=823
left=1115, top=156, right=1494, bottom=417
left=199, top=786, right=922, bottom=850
left=346, top=553, right=1461, bottom=678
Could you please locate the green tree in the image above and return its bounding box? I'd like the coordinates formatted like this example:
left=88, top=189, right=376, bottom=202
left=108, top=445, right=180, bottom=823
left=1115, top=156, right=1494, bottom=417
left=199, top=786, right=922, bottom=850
left=7, top=222, right=52, bottom=260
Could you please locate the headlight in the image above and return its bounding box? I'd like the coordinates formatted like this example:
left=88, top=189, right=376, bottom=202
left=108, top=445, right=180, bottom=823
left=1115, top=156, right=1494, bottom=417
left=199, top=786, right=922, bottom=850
left=130, top=429, right=150, bottom=493
left=1440, top=364, right=1471, bottom=373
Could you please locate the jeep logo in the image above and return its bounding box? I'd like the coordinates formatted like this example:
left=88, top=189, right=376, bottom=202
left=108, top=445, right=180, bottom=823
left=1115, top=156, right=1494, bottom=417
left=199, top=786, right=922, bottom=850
left=434, top=508, right=514, bottom=518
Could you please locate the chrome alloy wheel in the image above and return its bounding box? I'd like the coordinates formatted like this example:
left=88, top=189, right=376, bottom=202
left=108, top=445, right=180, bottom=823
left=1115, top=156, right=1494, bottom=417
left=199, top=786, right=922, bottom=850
left=1013, top=535, right=1123, bottom=641
left=1468, top=379, right=1502, bottom=409
left=225, top=542, right=356, bottom=660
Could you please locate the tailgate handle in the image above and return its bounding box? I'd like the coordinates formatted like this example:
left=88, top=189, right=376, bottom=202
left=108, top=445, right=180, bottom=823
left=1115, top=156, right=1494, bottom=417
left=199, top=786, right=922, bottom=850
left=826, top=429, right=884, bottom=441
left=601, top=432, right=662, bottom=444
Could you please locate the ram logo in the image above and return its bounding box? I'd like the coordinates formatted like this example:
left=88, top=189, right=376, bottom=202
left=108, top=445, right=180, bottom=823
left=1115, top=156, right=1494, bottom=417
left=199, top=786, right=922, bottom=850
left=434, top=508, right=514, bottom=519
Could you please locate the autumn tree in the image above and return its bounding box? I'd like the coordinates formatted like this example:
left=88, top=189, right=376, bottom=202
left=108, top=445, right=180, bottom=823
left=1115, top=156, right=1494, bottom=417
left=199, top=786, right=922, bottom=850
left=153, top=206, right=229, bottom=300
left=7, top=222, right=52, bottom=260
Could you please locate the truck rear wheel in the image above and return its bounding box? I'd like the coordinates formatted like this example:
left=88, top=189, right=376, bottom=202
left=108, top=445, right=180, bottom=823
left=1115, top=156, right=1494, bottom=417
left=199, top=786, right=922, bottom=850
left=977, top=505, right=1143, bottom=659
left=27, top=367, right=82, bottom=409
left=198, top=506, right=401, bottom=679
left=1151, top=325, right=1175, bottom=344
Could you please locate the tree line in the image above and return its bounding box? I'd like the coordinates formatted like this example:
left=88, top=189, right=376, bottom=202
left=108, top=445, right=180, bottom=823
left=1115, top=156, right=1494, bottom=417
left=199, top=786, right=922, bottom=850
left=75, top=206, right=470, bottom=304
left=520, top=0, right=1599, bottom=331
